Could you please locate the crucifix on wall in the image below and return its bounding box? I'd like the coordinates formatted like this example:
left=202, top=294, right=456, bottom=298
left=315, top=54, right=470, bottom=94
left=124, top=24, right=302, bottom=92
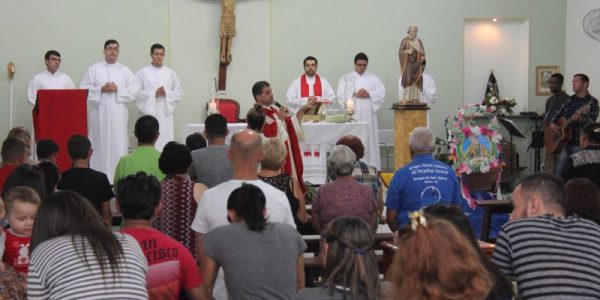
left=218, top=0, right=235, bottom=91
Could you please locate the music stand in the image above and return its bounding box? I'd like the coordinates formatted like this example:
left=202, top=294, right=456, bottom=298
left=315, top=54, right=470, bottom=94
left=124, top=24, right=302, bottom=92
left=498, top=117, right=525, bottom=175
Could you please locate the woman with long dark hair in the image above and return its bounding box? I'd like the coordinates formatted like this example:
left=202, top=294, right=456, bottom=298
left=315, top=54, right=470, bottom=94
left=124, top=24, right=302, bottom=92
left=297, top=217, right=381, bottom=299
left=202, top=184, right=306, bottom=299
left=27, top=191, right=147, bottom=299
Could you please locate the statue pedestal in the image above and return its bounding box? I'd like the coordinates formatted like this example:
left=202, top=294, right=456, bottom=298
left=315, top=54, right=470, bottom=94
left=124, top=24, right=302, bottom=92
left=392, top=102, right=429, bottom=169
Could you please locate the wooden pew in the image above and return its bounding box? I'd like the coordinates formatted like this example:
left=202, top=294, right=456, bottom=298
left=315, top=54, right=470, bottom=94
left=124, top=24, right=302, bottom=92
left=303, top=233, right=394, bottom=286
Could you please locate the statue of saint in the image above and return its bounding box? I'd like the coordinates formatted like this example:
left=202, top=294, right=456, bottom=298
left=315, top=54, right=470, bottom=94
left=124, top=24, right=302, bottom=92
left=220, top=0, right=236, bottom=65
left=399, top=25, right=425, bottom=103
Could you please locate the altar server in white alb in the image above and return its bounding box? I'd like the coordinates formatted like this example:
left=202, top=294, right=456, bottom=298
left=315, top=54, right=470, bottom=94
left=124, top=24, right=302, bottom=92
left=80, top=39, right=140, bottom=181
left=398, top=59, right=437, bottom=105
left=286, top=56, right=335, bottom=114
left=135, top=43, right=184, bottom=150
left=337, top=52, right=385, bottom=169
left=27, top=50, right=76, bottom=105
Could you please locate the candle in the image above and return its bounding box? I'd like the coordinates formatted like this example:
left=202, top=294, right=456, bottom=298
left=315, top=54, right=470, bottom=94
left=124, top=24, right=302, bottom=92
left=346, top=98, right=355, bottom=111
left=209, top=101, right=218, bottom=113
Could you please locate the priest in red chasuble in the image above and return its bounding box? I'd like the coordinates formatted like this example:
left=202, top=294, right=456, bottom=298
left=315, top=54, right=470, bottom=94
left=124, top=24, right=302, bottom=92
left=252, top=81, right=314, bottom=192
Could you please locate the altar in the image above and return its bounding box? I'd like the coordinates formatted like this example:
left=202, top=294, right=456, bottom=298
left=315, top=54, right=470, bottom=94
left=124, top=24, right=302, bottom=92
left=183, top=122, right=370, bottom=184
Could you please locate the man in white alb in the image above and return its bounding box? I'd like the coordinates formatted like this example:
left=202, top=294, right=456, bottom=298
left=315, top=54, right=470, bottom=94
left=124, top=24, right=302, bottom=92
left=337, top=52, right=385, bottom=170
left=398, top=60, right=436, bottom=105
left=80, top=39, right=140, bottom=181
left=27, top=50, right=76, bottom=105
left=135, top=43, right=184, bottom=150
left=286, top=56, right=335, bottom=114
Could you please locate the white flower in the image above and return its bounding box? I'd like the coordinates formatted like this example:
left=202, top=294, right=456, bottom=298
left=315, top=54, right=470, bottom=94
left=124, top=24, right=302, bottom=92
left=480, top=162, right=490, bottom=173
left=490, top=97, right=498, bottom=104
left=472, top=126, right=481, bottom=136
left=500, top=108, right=507, bottom=114
left=491, top=133, right=502, bottom=144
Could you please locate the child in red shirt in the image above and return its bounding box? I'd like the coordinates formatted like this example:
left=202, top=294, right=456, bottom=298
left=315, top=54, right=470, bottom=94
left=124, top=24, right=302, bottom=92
left=2, top=186, right=40, bottom=275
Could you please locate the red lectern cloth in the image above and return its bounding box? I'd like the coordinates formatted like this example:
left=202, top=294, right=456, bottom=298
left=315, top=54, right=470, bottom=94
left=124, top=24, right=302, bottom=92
left=33, top=89, right=88, bottom=172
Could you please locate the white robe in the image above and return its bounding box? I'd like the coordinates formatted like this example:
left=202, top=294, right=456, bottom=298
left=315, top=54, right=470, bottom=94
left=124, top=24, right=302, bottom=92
left=27, top=70, right=76, bottom=105
left=80, top=61, right=139, bottom=181
left=398, top=72, right=437, bottom=105
left=135, top=64, right=184, bottom=151
left=285, top=74, right=336, bottom=114
left=337, top=71, right=385, bottom=169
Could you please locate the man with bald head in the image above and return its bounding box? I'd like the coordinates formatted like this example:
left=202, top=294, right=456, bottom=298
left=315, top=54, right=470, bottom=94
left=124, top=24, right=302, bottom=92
left=191, top=129, right=296, bottom=299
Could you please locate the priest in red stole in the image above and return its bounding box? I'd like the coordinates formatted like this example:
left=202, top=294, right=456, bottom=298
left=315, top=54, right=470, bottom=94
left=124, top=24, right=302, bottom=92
left=285, top=56, right=336, bottom=114
left=252, top=81, right=314, bottom=192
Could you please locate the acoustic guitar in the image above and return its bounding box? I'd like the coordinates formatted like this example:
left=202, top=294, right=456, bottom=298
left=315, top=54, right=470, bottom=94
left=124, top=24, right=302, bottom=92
left=545, top=103, right=591, bottom=154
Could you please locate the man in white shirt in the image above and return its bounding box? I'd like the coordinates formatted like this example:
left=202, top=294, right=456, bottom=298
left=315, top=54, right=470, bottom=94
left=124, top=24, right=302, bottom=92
left=80, top=39, right=140, bottom=181
left=337, top=52, right=386, bottom=169
left=27, top=50, right=76, bottom=106
left=286, top=56, right=335, bottom=114
left=192, top=129, right=295, bottom=300
left=135, top=44, right=184, bottom=150
left=398, top=60, right=437, bottom=105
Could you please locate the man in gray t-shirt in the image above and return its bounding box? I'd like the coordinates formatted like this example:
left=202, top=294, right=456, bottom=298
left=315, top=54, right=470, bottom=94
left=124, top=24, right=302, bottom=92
left=190, top=114, right=233, bottom=188
left=204, top=222, right=306, bottom=300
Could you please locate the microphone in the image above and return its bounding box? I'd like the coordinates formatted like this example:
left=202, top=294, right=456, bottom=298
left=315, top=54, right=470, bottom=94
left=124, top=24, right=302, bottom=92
left=273, top=101, right=282, bottom=108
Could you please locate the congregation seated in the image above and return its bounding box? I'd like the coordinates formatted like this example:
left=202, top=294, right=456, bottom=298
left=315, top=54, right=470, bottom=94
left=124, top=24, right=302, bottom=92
left=35, top=139, right=59, bottom=163
left=202, top=184, right=305, bottom=299
left=258, top=138, right=307, bottom=231
left=154, top=141, right=206, bottom=254
left=564, top=177, right=600, bottom=225
left=37, top=161, right=59, bottom=195
left=57, top=135, right=114, bottom=226
left=118, top=172, right=208, bottom=300
left=27, top=190, right=147, bottom=299
left=312, top=144, right=378, bottom=234
left=185, top=132, right=208, bottom=151
left=190, top=114, right=233, bottom=188
left=330, top=135, right=385, bottom=223
left=492, top=173, right=600, bottom=299
left=423, top=204, right=513, bottom=300
left=297, top=217, right=382, bottom=300
left=560, top=122, right=600, bottom=187
left=192, top=129, right=295, bottom=299
left=0, top=138, right=29, bottom=193
left=2, top=164, right=46, bottom=201
left=114, top=115, right=164, bottom=190
left=385, top=127, right=463, bottom=232
left=385, top=214, right=493, bottom=300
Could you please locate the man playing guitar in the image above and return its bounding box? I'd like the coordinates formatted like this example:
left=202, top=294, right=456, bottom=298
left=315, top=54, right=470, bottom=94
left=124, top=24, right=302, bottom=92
left=549, top=73, right=599, bottom=175
left=543, top=73, right=570, bottom=173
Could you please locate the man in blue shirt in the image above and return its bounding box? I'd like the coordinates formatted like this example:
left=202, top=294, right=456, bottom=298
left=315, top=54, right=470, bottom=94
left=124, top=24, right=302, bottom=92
left=385, top=127, right=463, bottom=232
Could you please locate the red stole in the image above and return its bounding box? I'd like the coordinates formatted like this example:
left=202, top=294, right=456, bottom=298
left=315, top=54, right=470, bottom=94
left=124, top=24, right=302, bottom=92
left=263, top=106, right=306, bottom=193
left=300, top=74, right=322, bottom=98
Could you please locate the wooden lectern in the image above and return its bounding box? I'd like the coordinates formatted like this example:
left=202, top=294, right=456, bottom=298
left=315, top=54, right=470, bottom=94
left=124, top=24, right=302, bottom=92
left=392, top=102, right=429, bottom=169
left=33, top=89, right=88, bottom=172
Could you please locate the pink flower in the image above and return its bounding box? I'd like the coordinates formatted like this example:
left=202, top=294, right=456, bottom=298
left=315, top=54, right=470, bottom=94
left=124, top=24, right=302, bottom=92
left=490, top=160, right=500, bottom=169
left=457, top=163, right=472, bottom=174
left=461, top=127, right=472, bottom=137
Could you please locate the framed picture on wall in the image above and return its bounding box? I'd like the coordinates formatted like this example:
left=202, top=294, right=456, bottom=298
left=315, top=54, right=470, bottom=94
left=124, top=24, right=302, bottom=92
left=536, top=66, right=560, bottom=95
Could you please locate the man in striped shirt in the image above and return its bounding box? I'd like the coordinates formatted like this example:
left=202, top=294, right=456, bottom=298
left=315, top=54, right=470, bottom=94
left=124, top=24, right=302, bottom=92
left=492, top=173, right=600, bottom=299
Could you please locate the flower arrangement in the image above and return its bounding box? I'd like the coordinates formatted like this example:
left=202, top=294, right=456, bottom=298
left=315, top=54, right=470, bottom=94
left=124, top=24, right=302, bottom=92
left=447, top=104, right=503, bottom=175
left=482, top=93, right=517, bottom=115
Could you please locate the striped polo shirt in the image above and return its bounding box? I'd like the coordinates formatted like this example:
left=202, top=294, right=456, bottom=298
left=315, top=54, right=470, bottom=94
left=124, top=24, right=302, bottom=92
left=492, top=215, right=600, bottom=299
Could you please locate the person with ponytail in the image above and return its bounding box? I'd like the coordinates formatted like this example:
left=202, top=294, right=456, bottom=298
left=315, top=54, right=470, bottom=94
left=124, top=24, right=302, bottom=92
left=561, top=122, right=600, bottom=187
left=384, top=211, right=492, bottom=300
left=202, top=184, right=306, bottom=299
left=297, top=217, right=382, bottom=300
